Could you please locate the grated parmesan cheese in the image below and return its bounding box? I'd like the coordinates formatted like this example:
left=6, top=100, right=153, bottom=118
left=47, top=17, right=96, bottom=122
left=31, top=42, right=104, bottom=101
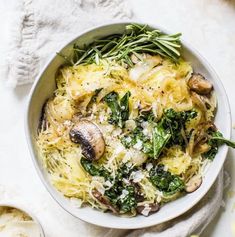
left=146, top=163, right=153, bottom=171
left=131, top=170, right=144, bottom=183
left=119, top=189, right=129, bottom=200
left=141, top=204, right=151, bottom=216
left=133, top=140, right=143, bottom=150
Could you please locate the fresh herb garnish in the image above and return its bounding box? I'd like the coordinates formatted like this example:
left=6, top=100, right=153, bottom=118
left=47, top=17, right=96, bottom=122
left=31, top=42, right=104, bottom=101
left=104, top=91, right=131, bottom=128
left=59, top=24, right=182, bottom=66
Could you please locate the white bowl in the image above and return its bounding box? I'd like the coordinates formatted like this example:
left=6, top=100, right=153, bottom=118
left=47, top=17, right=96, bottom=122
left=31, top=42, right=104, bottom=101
left=25, top=22, right=231, bottom=229
left=0, top=203, right=45, bottom=236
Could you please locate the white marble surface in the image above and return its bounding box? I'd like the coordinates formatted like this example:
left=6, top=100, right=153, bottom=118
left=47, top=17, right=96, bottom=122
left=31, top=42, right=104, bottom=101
left=0, top=0, right=235, bottom=236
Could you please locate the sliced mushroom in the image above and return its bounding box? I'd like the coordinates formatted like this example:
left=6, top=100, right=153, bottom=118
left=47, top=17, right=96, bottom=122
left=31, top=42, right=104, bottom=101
left=194, top=142, right=211, bottom=155
left=180, top=127, right=188, bottom=147
left=69, top=120, right=105, bottom=161
left=38, top=101, right=48, bottom=132
left=189, top=121, right=216, bottom=156
left=188, top=73, right=213, bottom=95
left=191, top=91, right=207, bottom=115
left=185, top=175, right=202, bottom=193
left=92, top=189, right=118, bottom=213
left=194, top=121, right=217, bottom=146
left=132, top=183, right=145, bottom=202
left=137, top=203, right=160, bottom=216
left=197, top=121, right=217, bottom=132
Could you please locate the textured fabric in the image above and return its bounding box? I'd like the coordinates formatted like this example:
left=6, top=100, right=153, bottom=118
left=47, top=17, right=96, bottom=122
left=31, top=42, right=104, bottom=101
left=3, top=0, right=132, bottom=86
left=1, top=0, right=225, bottom=236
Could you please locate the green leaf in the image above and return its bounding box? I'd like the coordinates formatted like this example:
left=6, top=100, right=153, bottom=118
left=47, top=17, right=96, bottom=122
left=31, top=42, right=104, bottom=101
left=152, top=41, right=177, bottom=59
left=204, top=130, right=235, bottom=160
left=121, top=126, right=154, bottom=158
left=119, top=186, right=137, bottom=213
left=160, top=109, right=197, bottom=147
left=104, top=163, right=137, bottom=213
left=153, top=125, right=171, bottom=159
left=158, top=40, right=181, bottom=56
left=104, top=91, right=131, bottom=128
left=158, top=39, right=181, bottom=48
left=120, top=91, right=131, bottom=121
left=210, top=133, right=235, bottom=148
left=80, top=157, right=110, bottom=180
left=104, top=91, right=123, bottom=127
left=149, top=164, right=184, bottom=195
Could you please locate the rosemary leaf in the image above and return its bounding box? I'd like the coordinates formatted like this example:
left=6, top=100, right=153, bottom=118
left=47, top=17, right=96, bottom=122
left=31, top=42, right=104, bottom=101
left=58, top=24, right=182, bottom=66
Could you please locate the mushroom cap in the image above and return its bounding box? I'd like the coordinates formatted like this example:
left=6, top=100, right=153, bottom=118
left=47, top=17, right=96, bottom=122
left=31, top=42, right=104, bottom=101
left=69, top=120, right=105, bottom=161
left=92, top=189, right=118, bottom=213
left=185, top=175, right=202, bottom=193
left=136, top=203, right=160, bottom=216
left=188, top=73, right=213, bottom=95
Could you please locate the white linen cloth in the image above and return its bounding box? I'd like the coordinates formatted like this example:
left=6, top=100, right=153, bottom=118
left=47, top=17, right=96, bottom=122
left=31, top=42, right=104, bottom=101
left=0, top=0, right=225, bottom=236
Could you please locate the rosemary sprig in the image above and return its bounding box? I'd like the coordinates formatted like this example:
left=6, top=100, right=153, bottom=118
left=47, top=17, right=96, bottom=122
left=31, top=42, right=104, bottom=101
left=59, top=24, right=182, bottom=67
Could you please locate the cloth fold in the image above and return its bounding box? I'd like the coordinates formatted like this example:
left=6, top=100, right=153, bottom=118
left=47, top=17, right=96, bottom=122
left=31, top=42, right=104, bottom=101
left=1, top=0, right=225, bottom=236
left=3, top=0, right=132, bottom=86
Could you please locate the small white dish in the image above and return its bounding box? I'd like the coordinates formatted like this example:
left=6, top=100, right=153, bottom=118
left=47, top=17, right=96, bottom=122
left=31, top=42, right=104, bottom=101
left=25, top=22, right=231, bottom=229
left=0, top=203, right=45, bottom=236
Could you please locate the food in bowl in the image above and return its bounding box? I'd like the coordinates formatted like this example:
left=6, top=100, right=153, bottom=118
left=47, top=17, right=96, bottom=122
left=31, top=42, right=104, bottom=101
left=36, top=24, right=235, bottom=217
left=0, top=205, right=43, bottom=237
